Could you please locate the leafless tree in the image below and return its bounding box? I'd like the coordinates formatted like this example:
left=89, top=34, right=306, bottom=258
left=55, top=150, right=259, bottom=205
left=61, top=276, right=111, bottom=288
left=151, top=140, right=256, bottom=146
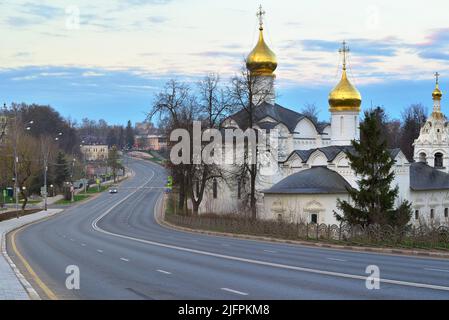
left=228, top=63, right=274, bottom=219
left=400, top=104, right=428, bottom=160
left=301, top=103, right=320, bottom=124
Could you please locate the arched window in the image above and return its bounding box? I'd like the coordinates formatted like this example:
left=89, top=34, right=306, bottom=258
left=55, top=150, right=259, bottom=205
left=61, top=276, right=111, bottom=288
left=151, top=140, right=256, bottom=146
left=435, top=152, right=444, bottom=168
left=419, top=152, right=427, bottom=163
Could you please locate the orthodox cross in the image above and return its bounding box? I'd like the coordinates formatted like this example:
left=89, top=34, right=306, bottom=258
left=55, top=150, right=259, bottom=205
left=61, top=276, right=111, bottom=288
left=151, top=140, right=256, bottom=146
left=257, top=5, right=265, bottom=30
left=339, top=41, right=350, bottom=70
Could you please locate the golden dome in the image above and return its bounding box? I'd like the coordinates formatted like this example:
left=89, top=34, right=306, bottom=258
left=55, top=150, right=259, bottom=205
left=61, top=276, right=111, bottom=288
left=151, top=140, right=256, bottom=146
left=433, top=85, right=442, bottom=100
left=329, top=68, right=362, bottom=112
left=246, top=27, right=277, bottom=76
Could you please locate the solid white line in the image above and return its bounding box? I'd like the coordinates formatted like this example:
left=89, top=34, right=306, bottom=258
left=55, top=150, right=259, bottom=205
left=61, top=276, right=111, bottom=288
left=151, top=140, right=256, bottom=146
left=96, top=249, right=103, bottom=253
left=425, top=268, right=449, bottom=273
left=221, top=288, right=248, bottom=296
left=120, top=258, right=129, bottom=262
left=327, top=258, right=347, bottom=262
left=91, top=166, right=449, bottom=293
left=263, top=250, right=277, bottom=254
left=222, top=244, right=230, bottom=247
left=69, top=238, right=74, bottom=241
left=81, top=243, right=86, bottom=247
left=156, top=269, right=172, bottom=275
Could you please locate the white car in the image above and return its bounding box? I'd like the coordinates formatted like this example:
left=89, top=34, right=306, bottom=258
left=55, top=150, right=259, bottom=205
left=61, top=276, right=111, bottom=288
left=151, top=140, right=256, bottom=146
left=109, top=188, right=118, bottom=194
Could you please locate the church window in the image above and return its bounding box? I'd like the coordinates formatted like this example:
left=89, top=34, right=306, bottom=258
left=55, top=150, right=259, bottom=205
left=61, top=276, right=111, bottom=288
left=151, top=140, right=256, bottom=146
left=213, top=179, right=218, bottom=199
left=430, top=209, right=435, bottom=219
left=419, top=152, right=427, bottom=163
left=415, top=210, right=419, bottom=220
left=311, top=213, right=318, bottom=224
left=445, top=208, right=448, bottom=218
left=435, top=153, right=444, bottom=168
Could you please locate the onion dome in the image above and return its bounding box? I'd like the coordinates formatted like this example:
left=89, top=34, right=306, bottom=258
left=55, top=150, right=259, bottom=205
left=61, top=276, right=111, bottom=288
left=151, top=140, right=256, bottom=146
left=329, top=41, right=362, bottom=112
left=246, top=6, right=277, bottom=76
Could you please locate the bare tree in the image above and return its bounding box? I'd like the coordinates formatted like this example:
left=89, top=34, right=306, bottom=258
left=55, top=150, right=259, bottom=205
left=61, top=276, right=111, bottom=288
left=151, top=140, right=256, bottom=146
left=188, top=74, right=231, bottom=215
left=301, top=103, right=320, bottom=124
left=228, top=63, right=274, bottom=219
left=400, top=104, right=428, bottom=161
left=149, top=80, right=195, bottom=213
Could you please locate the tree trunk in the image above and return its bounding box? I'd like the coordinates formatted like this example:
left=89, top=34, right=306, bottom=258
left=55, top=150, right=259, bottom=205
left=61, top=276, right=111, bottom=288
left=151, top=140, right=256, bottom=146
left=250, top=163, right=257, bottom=220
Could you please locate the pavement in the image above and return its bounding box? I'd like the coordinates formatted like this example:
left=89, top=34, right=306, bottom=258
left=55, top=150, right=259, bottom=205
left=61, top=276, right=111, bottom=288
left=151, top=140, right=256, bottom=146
left=0, top=209, right=63, bottom=300
left=6, top=156, right=449, bottom=300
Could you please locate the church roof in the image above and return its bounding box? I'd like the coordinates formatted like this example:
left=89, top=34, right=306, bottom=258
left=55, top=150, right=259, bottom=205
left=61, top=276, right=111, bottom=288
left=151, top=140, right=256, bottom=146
left=227, top=102, right=328, bottom=134
left=264, top=166, right=351, bottom=194
left=283, top=146, right=403, bottom=164
left=410, top=162, right=449, bottom=191
left=283, top=145, right=356, bottom=163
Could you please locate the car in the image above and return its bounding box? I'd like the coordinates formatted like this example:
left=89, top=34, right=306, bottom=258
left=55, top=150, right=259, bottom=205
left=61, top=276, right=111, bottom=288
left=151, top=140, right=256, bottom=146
left=109, top=188, right=118, bottom=194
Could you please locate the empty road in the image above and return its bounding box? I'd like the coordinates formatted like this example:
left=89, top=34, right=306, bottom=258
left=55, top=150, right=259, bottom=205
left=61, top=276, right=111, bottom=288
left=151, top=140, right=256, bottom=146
left=7, top=157, right=449, bottom=299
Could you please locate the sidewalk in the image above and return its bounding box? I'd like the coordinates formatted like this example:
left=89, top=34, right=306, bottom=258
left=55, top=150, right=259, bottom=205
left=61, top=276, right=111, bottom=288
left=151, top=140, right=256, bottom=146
left=0, top=209, right=63, bottom=300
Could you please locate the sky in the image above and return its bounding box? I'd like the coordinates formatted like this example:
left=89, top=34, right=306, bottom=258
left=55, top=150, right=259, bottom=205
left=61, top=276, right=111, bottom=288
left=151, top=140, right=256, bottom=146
left=1, top=0, right=449, bottom=125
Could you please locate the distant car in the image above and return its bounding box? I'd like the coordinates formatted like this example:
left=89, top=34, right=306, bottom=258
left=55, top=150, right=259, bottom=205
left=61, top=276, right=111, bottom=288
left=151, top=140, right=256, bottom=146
left=109, top=188, right=118, bottom=194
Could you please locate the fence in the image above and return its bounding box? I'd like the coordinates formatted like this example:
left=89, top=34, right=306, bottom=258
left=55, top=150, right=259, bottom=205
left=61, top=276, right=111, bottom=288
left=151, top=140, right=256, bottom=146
left=165, top=213, right=449, bottom=250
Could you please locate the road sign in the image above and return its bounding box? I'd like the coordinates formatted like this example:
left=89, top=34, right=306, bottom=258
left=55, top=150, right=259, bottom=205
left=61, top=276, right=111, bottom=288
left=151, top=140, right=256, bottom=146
left=166, top=176, right=173, bottom=191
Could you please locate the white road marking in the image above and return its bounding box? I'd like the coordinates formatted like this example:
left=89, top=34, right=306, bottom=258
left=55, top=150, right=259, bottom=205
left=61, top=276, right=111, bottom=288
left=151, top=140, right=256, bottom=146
left=327, top=258, right=347, bottom=262
left=81, top=243, right=86, bottom=247
left=91, top=168, right=449, bottom=293
left=156, top=269, right=172, bottom=275
left=263, top=250, right=277, bottom=254
left=97, top=249, right=103, bottom=253
left=222, top=244, right=230, bottom=247
left=70, top=238, right=74, bottom=241
left=221, top=288, right=248, bottom=296
left=120, top=258, right=130, bottom=262
left=425, top=268, right=449, bottom=273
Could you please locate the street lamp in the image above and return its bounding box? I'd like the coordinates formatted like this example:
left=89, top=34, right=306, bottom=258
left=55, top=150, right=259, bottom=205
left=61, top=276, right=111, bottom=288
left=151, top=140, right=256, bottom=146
left=43, top=132, right=63, bottom=211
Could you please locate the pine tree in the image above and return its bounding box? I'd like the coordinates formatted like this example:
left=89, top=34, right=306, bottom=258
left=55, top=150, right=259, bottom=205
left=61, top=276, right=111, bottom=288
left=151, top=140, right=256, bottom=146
left=125, top=120, right=135, bottom=149
left=54, top=151, right=70, bottom=189
left=335, top=110, right=411, bottom=227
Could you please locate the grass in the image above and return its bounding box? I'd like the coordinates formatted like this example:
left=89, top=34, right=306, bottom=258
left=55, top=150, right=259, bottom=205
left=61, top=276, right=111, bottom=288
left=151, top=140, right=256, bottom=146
left=55, top=194, right=90, bottom=205
left=1, top=197, right=41, bottom=204
left=85, top=185, right=109, bottom=194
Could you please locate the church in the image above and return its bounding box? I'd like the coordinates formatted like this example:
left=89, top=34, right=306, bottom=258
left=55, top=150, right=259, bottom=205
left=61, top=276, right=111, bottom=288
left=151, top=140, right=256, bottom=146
left=199, top=8, right=449, bottom=226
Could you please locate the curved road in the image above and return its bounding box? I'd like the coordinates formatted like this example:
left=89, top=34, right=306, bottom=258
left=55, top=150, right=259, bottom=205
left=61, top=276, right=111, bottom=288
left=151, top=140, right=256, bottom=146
left=7, top=158, right=449, bottom=299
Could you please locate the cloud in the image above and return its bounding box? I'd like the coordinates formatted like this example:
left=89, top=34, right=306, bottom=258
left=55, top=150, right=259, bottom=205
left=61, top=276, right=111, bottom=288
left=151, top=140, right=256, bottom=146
left=20, top=3, right=64, bottom=19
left=5, top=16, right=36, bottom=27
left=417, top=28, right=449, bottom=61
left=298, top=39, right=401, bottom=57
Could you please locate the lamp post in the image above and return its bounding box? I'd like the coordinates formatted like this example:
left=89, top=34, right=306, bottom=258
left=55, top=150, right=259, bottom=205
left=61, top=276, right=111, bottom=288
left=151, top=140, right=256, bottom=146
left=42, top=132, right=62, bottom=211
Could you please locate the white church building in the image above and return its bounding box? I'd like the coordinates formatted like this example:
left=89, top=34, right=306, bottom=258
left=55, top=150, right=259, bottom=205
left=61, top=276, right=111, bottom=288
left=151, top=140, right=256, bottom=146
left=199, top=9, right=449, bottom=226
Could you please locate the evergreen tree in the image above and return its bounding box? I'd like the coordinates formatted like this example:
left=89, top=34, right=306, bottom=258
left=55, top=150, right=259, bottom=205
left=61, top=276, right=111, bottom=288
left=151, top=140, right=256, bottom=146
left=125, top=120, right=135, bottom=149
left=54, top=151, right=70, bottom=189
left=335, top=110, right=411, bottom=227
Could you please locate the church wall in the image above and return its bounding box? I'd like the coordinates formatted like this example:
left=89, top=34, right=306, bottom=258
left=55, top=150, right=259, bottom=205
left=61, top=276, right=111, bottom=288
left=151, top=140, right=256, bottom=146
left=261, top=193, right=349, bottom=225
left=409, top=190, right=449, bottom=226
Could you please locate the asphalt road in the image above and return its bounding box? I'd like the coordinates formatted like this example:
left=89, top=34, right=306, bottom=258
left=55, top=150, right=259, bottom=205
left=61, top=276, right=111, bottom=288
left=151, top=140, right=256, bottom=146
left=8, top=157, right=449, bottom=300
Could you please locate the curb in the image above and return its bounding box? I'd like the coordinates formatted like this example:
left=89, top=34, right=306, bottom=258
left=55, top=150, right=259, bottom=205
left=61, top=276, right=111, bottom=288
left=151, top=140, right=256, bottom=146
left=157, top=197, right=449, bottom=260
left=1, top=230, right=40, bottom=300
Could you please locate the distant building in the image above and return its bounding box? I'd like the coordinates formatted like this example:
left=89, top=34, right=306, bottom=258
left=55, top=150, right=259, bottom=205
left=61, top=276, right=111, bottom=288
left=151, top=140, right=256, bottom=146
left=135, top=134, right=167, bottom=151
left=81, top=144, right=109, bottom=161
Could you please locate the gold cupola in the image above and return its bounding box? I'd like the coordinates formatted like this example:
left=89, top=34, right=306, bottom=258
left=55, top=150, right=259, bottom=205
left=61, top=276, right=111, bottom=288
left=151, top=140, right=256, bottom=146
left=329, top=41, right=362, bottom=112
left=246, top=6, right=277, bottom=76
left=433, top=72, right=443, bottom=101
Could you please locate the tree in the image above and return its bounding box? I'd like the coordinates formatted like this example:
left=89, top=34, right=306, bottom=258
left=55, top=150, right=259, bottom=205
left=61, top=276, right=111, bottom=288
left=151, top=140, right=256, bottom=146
left=400, top=104, right=427, bottom=160
left=301, top=103, right=320, bottom=124
left=187, top=74, right=230, bottom=215
left=125, top=120, right=135, bottom=149
left=149, top=79, right=195, bottom=213
left=108, top=146, right=123, bottom=182
left=54, top=151, right=70, bottom=190
left=335, top=110, right=412, bottom=227
left=228, top=63, right=273, bottom=219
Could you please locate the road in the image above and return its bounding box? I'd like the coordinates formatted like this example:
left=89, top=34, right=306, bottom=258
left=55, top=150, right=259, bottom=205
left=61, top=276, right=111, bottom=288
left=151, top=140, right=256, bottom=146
left=7, top=157, right=449, bottom=299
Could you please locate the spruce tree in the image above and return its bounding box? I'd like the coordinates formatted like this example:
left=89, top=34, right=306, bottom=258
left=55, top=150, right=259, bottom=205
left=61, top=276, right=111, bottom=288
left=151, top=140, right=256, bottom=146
left=335, top=110, right=411, bottom=227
